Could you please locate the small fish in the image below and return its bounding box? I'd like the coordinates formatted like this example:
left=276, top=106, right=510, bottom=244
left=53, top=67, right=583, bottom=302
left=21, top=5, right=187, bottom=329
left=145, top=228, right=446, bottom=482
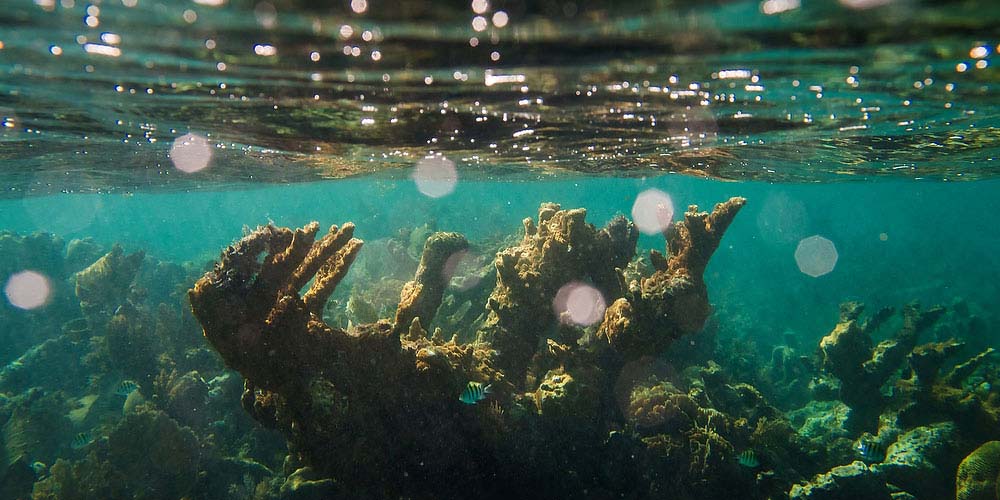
left=114, top=380, right=139, bottom=396
left=71, top=432, right=94, bottom=450
left=459, top=381, right=491, bottom=405
left=737, top=449, right=760, bottom=468
left=856, top=437, right=885, bottom=462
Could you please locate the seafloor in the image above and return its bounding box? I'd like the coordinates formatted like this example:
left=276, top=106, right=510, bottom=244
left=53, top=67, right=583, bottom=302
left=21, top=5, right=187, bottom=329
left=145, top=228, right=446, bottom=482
left=1, top=189, right=999, bottom=500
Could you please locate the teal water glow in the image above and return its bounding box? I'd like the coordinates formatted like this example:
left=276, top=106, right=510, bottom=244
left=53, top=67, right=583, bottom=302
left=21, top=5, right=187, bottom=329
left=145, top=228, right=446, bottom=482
left=1, top=0, right=999, bottom=498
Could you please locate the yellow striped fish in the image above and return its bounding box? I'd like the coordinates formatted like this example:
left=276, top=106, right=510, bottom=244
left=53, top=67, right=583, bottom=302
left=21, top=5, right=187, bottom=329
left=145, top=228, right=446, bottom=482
left=737, top=449, right=759, bottom=468
left=71, top=431, right=94, bottom=450
left=114, top=380, right=139, bottom=396
left=459, top=381, right=491, bottom=405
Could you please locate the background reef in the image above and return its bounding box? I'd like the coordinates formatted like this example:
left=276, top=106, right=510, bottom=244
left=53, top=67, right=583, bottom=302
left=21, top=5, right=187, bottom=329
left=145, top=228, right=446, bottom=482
left=0, top=195, right=998, bottom=500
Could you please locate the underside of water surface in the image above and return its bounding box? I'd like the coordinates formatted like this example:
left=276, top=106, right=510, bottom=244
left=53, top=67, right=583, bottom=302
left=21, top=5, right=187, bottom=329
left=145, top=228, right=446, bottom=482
left=1, top=0, right=999, bottom=499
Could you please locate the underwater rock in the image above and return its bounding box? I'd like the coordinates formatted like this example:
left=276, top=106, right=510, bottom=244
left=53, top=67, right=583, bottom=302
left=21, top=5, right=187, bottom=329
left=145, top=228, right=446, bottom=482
left=34, top=405, right=202, bottom=500
left=0, top=454, right=36, bottom=499
left=103, top=308, right=164, bottom=382
left=626, top=378, right=698, bottom=433
left=31, top=458, right=128, bottom=500
left=789, top=461, right=891, bottom=500
left=0, top=336, right=89, bottom=395
left=0, top=231, right=79, bottom=362
left=597, top=197, right=745, bottom=359
left=73, top=244, right=144, bottom=320
left=956, top=441, right=1000, bottom=500
left=106, top=406, right=201, bottom=499
left=873, top=422, right=964, bottom=499
left=0, top=231, right=68, bottom=282
left=788, top=400, right=854, bottom=467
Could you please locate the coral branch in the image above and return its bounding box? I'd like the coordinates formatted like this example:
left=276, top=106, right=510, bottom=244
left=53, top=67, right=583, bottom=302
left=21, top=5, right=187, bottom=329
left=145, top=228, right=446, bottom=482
left=598, top=197, right=746, bottom=358
left=477, top=204, right=638, bottom=377
left=302, top=238, right=363, bottom=315
left=818, top=302, right=945, bottom=433
left=393, top=232, right=469, bottom=336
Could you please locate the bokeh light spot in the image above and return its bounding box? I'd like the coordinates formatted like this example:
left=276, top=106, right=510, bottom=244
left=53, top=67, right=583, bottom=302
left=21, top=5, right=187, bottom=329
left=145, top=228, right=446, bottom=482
left=795, top=235, right=838, bottom=277
left=444, top=250, right=486, bottom=291
left=631, top=189, right=675, bottom=235
left=757, top=192, right=809, bottom=243
left=170, top=133, right=213, bottom=173
left=839, top=0, right=893, bottom=9
left=412, top=155, right=457, bottom=198
left=553, top=282, right=606, bottom=327
left=5, top=270, right=51, bottom=310
left=254, top=2, right=277, bottom=29
left=472, top=0, right=489, bottom=14
left=492, top=11, right=509, bottom=27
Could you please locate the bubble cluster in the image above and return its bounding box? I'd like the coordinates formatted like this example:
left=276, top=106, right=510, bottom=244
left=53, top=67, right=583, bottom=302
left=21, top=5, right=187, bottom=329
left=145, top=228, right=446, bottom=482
left=4, top=270, right=51, bottom=310
left=553, top=282, right=606, bottom=327
left=631, top=189, right=675, bottom=235
left=794, top=235, right=838, bottom=277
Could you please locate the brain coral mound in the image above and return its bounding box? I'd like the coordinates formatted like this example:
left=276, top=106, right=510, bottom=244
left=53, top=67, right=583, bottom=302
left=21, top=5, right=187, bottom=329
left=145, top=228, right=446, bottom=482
left=956, top=441, right=1000, bottom=500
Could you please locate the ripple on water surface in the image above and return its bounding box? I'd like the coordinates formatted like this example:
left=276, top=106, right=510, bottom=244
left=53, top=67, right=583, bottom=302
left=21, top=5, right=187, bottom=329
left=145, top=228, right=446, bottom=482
left=0, top=0, right=997, bottom=195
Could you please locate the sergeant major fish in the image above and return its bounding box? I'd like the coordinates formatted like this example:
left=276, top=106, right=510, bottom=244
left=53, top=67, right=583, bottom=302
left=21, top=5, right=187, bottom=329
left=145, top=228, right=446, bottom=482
left=459, top=381, right=491, bottom=405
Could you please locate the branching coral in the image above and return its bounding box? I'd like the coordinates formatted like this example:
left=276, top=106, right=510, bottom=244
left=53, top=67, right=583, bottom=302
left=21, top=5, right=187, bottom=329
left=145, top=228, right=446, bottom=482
left=598, top=197, right=746, bottom=359
left=818, top=301, right=944, bottom=433
left=190, top=222, right=502, bottom=498
left=188, top=199, right=746, bottom=499
left=476, top=203, right=639, bottom=377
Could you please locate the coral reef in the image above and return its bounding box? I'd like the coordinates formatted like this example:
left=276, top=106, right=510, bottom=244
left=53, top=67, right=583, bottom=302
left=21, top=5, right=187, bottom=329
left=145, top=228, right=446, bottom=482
left=476, top=203, right=640, bottom=377
left=392, top=231, right=468, bottom=336
left=789, top=461, right=890, bottom=500
left=188, top=199, right=747, bottom=499
left=873, top=422, right=966, bottom=499
left=4, top=192, right=994, bottom=500
left=598, top=198, right=746, bottom=358
left=73, top=244, right=145, bottom=321
left=818, top=301, right=944, bottom=433
left=32, top=406, right=201, bottom=500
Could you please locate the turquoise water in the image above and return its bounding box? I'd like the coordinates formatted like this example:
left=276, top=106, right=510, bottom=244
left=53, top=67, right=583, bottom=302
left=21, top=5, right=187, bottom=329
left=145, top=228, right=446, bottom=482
left=2, top=0, right=1000, bottom=499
